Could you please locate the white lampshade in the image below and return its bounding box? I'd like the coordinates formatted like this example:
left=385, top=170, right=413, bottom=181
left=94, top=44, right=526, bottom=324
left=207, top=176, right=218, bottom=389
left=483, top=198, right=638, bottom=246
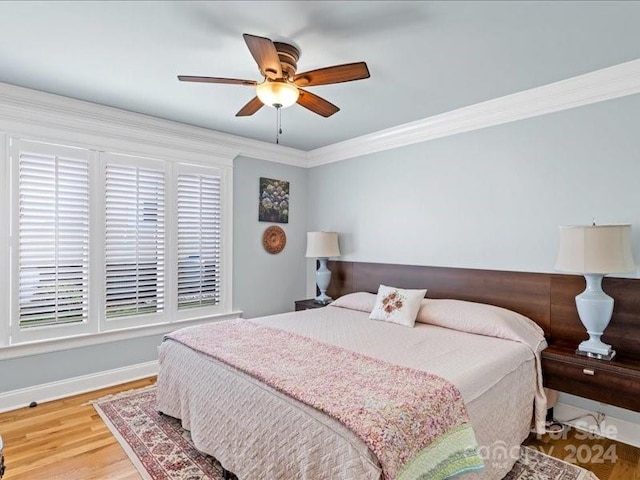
left=555, top=224, right=635, bottom=274
left=256, top=80, right=299, bottom=108
left=305, top=232, right=340, bottom=258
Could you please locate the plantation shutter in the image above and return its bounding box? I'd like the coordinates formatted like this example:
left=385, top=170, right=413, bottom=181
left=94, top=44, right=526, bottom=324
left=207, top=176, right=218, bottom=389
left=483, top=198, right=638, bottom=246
left=105, top=162, right=165, bottom=318
left=177, top=172, right=222, bottom=309
left=18, top=149, right=90, bottom=329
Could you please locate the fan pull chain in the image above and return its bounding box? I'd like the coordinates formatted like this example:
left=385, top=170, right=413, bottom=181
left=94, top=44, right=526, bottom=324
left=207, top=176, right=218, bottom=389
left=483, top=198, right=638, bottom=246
left=276, top=106, right=283, bottom=145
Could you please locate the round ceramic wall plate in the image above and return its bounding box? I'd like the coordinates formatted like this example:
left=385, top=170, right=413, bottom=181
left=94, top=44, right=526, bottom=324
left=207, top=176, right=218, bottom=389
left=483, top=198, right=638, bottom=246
left=263, top=225, right=286, bottom=254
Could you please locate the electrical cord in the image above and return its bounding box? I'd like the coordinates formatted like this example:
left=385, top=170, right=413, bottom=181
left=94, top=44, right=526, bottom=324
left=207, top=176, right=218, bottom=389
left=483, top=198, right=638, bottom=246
left=542, top=420, right=565, bottom=434
left=553, top=412, right=606, bottom=435
left=530, top=420, right=566, bottom=434
left=533, top=412, right=606, bottom=435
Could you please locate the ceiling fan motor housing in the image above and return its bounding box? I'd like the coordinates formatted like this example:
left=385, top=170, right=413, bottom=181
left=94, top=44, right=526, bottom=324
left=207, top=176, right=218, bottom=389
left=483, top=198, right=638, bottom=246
left=273, top=42, right=300, bottom=80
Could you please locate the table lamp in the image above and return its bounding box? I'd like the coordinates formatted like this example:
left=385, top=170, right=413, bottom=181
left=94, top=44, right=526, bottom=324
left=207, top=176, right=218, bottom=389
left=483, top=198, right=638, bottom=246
left=305, top=232, right=341, bottom=304
left=555, top=224, right=635, bottom=360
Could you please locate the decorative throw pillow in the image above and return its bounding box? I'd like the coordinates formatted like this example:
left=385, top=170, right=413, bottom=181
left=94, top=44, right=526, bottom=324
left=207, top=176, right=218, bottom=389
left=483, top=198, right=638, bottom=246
left=369, top=285, right=427, bottom=327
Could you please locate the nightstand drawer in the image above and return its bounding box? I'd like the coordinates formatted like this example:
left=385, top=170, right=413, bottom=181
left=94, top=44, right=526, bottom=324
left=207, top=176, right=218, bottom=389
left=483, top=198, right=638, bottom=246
left=542, top=349, right=640, bottom=411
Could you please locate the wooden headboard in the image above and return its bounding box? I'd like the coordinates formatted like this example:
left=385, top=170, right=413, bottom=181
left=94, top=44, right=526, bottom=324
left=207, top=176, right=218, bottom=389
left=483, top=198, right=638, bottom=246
left=326, top=261, right=640, bottom=361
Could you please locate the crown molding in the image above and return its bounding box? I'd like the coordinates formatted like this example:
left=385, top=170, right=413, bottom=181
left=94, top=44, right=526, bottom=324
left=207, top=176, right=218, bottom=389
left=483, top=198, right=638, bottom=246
left=307, top=58, right=640, bottom=167
left=3, top=57, right=639, bottom=170
left=0, top=82, right=308, bottom=168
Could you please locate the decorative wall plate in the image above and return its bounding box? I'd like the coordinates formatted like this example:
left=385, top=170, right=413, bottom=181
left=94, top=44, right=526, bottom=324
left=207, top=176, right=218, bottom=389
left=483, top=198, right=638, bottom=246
left=262, top=225, right=286, bottom=254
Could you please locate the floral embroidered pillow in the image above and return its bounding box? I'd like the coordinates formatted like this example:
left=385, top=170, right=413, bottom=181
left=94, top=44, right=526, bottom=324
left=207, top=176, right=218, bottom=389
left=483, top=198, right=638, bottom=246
left=369, top=285, right=427, bottom=327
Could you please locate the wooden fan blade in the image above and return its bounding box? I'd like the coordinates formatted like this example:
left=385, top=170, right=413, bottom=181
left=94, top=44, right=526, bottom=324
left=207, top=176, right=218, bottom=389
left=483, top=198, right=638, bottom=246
left=178, top=75, right=257, bottom=86
left=243, top=33, right=282, bottom=80
left=297, top=89, right=339, bottom=117
left=236, top=96, right=264, bottom=117
left=293, top=62, right=370, bottom=87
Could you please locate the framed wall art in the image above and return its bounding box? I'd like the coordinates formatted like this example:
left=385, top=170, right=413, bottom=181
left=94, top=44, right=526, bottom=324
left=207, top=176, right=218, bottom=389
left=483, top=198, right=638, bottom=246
left=259, top=177, right=289, bottom=223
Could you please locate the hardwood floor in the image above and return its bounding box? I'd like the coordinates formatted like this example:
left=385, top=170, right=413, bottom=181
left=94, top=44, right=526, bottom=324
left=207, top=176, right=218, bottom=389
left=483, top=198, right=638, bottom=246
left=524, top=426, right=640, bottom=480
left=0, top=377, right=155, bottom=480
left=0, top=377, right=638, bottom=479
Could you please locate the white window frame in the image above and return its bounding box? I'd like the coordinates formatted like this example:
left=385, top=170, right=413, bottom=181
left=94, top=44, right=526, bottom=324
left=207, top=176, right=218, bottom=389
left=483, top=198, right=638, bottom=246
left=0, top=134, right=11, bottom=348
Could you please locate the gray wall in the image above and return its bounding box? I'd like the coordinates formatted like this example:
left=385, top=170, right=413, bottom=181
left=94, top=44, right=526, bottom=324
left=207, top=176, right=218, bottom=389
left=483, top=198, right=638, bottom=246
left=306, top=94, right=640, bottom=422
left=0, top=335, right=162, bottom=392
left=307, top=94, right=640, bottom=276
left=233, top=156, right=308, bottom=318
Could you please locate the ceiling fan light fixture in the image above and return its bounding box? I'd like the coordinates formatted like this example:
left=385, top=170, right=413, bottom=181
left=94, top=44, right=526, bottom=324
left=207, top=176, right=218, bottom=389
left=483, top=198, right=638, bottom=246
left=256, top=80, right=299, bottom=108
left=178, top=34, right=369, bottom=118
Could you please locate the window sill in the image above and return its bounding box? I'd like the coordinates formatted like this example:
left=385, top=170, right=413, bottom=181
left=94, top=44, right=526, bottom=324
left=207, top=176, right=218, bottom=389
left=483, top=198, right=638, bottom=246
left=0, top=310, right=243, bottom=361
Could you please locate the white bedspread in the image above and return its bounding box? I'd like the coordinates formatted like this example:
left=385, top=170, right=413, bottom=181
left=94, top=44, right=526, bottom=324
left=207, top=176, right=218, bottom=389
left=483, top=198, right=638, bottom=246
left=157, top=305, right=541, bottom=479
left=254, top=306, right=536, bottom=404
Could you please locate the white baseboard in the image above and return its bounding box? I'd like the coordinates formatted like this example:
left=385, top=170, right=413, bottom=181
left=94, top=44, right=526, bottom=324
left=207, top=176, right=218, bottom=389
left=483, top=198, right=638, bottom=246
left=0, top=360, right=158, bottom=413
left=554, top=402, right=640, bottom=448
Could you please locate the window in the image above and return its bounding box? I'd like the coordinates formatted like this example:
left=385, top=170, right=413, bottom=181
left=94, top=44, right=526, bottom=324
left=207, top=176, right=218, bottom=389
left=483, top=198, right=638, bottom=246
left=12, top=140, right=91, bottom=343
left=104, top=157, right=165, bottom=323
left=177, top=168, right=222, bottom=310
left=7, top=138, right=231, bottom=348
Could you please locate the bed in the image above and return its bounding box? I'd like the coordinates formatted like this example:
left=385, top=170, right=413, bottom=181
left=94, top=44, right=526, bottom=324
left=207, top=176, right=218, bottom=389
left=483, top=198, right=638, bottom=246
left=157, top=292, right=547, bottom=480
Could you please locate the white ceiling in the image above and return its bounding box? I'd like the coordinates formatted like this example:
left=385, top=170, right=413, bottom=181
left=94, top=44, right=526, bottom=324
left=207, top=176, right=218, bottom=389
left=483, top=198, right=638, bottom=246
left=0, top=1, right=639, bottom=151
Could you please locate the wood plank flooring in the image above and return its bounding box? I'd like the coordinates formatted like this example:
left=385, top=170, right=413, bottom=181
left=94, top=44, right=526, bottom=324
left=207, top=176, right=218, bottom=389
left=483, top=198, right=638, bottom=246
left=524, top=426, right=640, bottom=480
left=0, top=378, right=155, bottom=480
left=0, top=377, right=638, bottom=479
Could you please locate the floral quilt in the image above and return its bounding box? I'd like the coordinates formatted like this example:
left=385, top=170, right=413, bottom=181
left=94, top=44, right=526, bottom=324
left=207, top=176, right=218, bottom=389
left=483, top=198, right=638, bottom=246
left=165, top=319, right=484, bottom=480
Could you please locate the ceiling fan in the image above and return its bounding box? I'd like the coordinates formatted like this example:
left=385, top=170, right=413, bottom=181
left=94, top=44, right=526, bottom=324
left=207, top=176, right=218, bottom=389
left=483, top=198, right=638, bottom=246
left=178, top=33, right=370, bottom=118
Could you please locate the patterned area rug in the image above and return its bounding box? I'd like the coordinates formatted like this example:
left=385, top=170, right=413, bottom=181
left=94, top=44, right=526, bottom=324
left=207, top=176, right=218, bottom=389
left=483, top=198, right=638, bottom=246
left=94, top=387, right=599, bottom=480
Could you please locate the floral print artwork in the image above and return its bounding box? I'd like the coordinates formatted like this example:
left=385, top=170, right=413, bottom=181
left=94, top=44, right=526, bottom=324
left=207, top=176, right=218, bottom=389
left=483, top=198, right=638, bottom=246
left=259, top=177, right=289, bottom=223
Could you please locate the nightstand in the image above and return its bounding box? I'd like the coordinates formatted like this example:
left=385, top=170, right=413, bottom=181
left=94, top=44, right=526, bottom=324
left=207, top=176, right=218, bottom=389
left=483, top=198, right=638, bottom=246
left=294, top=298, right=329, bottom=311
left=541, top=344, right=640, bottom=412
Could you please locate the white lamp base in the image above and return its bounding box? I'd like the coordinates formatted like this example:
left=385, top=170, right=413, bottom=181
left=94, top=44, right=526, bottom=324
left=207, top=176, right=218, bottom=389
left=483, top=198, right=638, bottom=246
left=314, top=257, right=333, bottom=304
left=575, top=273, right=615, bottom=361
left=575, top=348, right=616, bottom=361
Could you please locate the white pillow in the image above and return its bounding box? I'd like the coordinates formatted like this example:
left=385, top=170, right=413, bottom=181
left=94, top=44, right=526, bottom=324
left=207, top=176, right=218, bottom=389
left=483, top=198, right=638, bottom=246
left=369, top=285, right=427, bottom=327
left=415, top=298, right=546, bottom=348
left=330, top=292, right=377, bottom=313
